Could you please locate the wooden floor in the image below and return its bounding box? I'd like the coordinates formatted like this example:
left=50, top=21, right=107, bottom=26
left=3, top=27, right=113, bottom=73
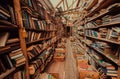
left=45, top=39, right=78, bottom=79
left=65, top=39, right=78, bottom=79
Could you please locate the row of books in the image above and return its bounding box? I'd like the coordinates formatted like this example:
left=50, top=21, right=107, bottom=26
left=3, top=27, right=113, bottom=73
left=26, top=31, right=52, bottom=42
left=0, top=0, right=17, bottom=24
left=85, top=26, right=120, bottom=42
left=99, top=27, right=120, bottom=41
left=22, top=11, right=48, bottom=30
left=85, top=30, right=98, bottom=37
left=27, top=44, right=43, bottom=60
left=85, top=21, right=97, bottom=28
left=23, top=0, right=38, bottom=11
left=0, top=48, right=25, bottom=75
left=29, top=47, right=53, bottom=75
left=9, top=48, right=26, bottom=67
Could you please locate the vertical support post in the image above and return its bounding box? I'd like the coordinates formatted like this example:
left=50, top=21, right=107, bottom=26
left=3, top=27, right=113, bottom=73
left=13, top=0, right=29, bottom=79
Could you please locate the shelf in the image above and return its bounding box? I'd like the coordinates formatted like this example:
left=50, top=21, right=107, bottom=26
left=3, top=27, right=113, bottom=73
left=85, top=21, right=120, bottom=30
left=98, top=21, right=120, bottom=28
left=0, top=20, right=18, bottom=30
left=26, top=37, right=52, bottom=45
left=83, top=41, right=120, bottom=66
left=86, top=36, right=120, bottom=45
left=88, top=10, right=109, bottom=22
left=0, top=67, right=16, bottom=79
left=26, top=28, right=57, bottom=32
left=87, top=0, right=114, bottom=17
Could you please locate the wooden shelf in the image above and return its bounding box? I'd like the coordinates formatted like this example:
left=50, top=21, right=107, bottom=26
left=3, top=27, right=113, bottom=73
left=88, top=0, right=114, bottom=17
left=98, top=21, right=120, bottom=28
left=0, top=67, right=16, bottom=79
left=83, top=41, right=120, bottom=66
left=26, top=28, right=56, bottom=32
left=85, top=21, right=120, bottom=30
left=26, top=37, right=52, bottom=45
left=0, top=20, right=18, bottom=30
left=86, top=36, right=120, bottom=45
left=0, top=45, right=20, bottom=55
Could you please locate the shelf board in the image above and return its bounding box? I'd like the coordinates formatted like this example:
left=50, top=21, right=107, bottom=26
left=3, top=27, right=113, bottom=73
left=86, top=36, right=120, bottom=45
left=0, top=20, right=18, bottom=29
left=26, top=28, right=56, bottom=32
left=27, top=37, right=52, bottom=45
left=0, top=67, right=16, bottom=79
left=83, top=41, right=120, bottom=66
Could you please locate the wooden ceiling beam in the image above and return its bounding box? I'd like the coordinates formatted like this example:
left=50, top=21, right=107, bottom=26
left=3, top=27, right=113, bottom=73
left=76, top=0, right=81, bottom=7
left=55, top=0, right=64, bottom=9
left=68, top=0, right=78, bottom=9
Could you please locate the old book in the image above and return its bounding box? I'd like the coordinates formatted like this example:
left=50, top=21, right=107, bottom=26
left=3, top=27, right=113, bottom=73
left=6, top=38, right=19, bottom=44
left=0, top=32, right=9, bottom=47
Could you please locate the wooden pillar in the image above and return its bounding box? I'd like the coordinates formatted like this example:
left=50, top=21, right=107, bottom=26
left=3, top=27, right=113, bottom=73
left=13, top=0, right=29, bottom=79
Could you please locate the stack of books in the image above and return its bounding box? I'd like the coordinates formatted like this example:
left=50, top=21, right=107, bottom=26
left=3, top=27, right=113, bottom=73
left=9, top=49, right=26, bottom=67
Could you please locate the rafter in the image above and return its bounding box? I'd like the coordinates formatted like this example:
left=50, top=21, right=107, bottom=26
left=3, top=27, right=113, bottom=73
left=68, top=0, right=78, bottom=9
left=76, top=0, right=81, bottom=8
left=61, top=6, right=80, bottom=13
left=55, top=0, right=64, bottom=9
left=65, top=0, right=69, bottom=10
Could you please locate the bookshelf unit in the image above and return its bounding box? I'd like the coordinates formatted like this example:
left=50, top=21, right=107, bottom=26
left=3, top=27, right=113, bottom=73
left=0, top=0, right=63, bottom=79
left=78, top=0, right=120, bottom=79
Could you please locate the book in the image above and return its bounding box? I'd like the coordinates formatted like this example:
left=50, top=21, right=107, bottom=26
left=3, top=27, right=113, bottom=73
left=0, top=32, right=9, bottom=47
left=8, top=5, right=16, bottom=24
left=6, top=38, right=19, bottom=44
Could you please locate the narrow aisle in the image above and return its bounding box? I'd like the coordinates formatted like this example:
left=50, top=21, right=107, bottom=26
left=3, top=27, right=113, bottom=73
left=65, top=39, right=78, bottom=79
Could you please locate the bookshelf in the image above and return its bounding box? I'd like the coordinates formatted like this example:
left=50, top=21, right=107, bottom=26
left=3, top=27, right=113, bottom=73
left=78, top=0, right=120, bottom=79
left=0, top=0, right=62, bottom=79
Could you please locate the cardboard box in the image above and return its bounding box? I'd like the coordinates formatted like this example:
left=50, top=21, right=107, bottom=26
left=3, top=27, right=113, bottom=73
left=79, top=65, right=99, bottom=79
left=80, top=70, right=99, bottom=79
left=54, top=54, right=65, bottom=62
left=55, top=48, right=66, bottom=53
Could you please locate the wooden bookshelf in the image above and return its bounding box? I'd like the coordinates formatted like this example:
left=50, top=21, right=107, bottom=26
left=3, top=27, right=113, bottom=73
left=0, top=67, right=16, bottom=79
left=88, top=0, right=114, bottom=17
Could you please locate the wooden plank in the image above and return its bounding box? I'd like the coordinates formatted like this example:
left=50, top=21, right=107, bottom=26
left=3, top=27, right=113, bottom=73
left=13, top=0, right=29, bottom=79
